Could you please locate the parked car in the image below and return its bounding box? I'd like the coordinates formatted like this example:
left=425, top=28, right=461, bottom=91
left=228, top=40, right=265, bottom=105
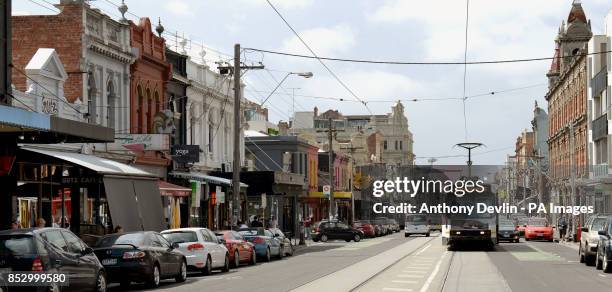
left=371, top=218, right=390, bottom=235
left=579, top=215, right=608, bottom=265
left=524, top=218, right=553, bottom=242
left=375, top=217, right=394, bottom=235
left=0, top=228, right=106, bottom=292
left=215, top=230, right=257, bottom=267
left=428, top=215, right=443, bottom=231
left=237, top=228, right=282, bottom=262
left=268, top=228, right=294, bottom=256
left=353, top=220, right=376, bottom=238
left=388, top=218, right=401, bottom=233
left=404, top=214, right=431, bottom=237
left=93, top=231, right=186, bottom=288
left=596, top=215, right=612, bottom=272
left=312, top=221, right=363, bottom=242
left=498, top=220, right=519, bottom=243
left=515, top=217, right=529, bottom=237
left=161, top=228, right=230, bottom=275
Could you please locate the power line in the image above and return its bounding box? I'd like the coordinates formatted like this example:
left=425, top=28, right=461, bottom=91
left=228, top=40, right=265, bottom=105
left=264, top=0, right=372, bottom=114
left=415, top=146, right=514, bottom=160
left=243, top=48, right=612, bottom=66
left=8, top=93, right=36, bottom=112
left=27, top=0, right=59, bottom=13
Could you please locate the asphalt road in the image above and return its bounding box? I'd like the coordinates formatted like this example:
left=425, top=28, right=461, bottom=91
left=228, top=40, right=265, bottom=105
left=109, top=234, right=612, bottom=292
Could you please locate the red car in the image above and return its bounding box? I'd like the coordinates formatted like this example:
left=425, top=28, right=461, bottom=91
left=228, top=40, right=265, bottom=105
left=524, top=218, right=553, bottom=241
left=353, top=220, right=376, bottom=238
left=215, top=230, right=257, bottom=267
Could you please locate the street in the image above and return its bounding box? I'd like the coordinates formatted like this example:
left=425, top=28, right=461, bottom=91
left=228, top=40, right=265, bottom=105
left=107, top=233, right=612, bottom=292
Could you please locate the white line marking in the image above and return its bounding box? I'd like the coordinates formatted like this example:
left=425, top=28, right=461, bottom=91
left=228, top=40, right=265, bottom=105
left=402, top=266, right=429, bottom=270
left=383, top=288, right=413, bottom=291
left=599, top=274, right=608, bottom=278
left=392, top=280, right=418, bottom=284
left=402, top=269, right=427, bottom=273
left=414, top=244, right=432, bottom=256
left=397, top=274, right=425, bottom=278
left=419, top=251, right=448, bottom=292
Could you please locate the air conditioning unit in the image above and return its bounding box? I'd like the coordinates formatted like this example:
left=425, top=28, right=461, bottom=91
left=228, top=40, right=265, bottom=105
left=222, top=162, right=232, bottom=173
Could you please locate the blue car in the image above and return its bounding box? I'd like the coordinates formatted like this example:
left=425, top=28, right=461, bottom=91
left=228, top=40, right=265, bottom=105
left=237, top=228, right=282, bottom=262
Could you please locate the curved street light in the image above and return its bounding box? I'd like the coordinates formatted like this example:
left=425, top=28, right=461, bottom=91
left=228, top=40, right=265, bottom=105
left=260, top=71, right=313, bottom=106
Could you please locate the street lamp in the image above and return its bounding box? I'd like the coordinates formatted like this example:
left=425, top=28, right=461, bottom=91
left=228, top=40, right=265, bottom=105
left=260, top=72, right=313, bottom=106
left=454, top=142, right=484, bottom=178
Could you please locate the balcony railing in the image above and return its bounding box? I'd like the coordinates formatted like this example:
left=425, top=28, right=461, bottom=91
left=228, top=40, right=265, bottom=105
left=592, top=66, right=608, bottom=97
left=592, top=113, right=608, bottom=141
left=593, top=163, right=609, bottom=178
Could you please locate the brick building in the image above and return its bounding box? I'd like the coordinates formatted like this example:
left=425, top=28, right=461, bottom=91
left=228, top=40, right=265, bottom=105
left=545, top=1, right=591, bottom=227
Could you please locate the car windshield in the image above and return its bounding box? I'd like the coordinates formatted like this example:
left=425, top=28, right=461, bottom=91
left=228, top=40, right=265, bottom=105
left=528, top=219, right=548, bottom=227
left=451, top=219, right=489, bottom=229
left=499, top=221, right=515, bottom=228
left=592, top=218, right=607, bottom=231
left=406, top=215, right=427, bottom=224
left=0, top=235, right=35, bottom=256
left=95, top=233, right=145, bottom=247
left=238, top=228, right=264, bottom=236
left=162, top=231, right=198, bottom=244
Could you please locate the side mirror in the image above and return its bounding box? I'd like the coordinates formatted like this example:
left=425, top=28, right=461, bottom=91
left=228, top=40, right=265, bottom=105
left=598, top=230, right=608, bottom=236
left=81, top=247, right=94, bottom=255
left=171, top=242, right=179, bottom=249
left=581, top=227, right=589, bottom=232
left=218, top=238, right=226, bottom=244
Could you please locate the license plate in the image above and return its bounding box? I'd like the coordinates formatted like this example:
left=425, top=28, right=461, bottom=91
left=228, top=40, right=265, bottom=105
left=502, top=234, right=509, bottom=237
left=537, top=233, right=544, bottom=237
left=102, top=258, right=117, bottom=265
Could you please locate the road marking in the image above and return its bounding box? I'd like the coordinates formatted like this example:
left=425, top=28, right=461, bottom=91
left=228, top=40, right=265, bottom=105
left=409, top=263, right=431, bottom=266
left=414, top=244, right=431, bottom=256
left=382, top=288, right=413, bottom=291
left=599, top=274, right=608, bottom=278
left=392, top=280, right=418, bottom=284
left=397, top=274, right=425, bottom=278
left=402, top=266, right=429, bottom=270
left=419, top=251, right=448, bottom=292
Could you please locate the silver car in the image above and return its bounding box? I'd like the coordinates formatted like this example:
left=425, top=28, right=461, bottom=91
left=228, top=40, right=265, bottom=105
left=580, top=215, right=608, bottom=266
left=405, top=214, right=431, bottom=237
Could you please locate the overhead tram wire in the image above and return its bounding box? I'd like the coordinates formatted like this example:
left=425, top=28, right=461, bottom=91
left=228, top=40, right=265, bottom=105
left=243, top=48, right=612, bottom=66
left=415, top=146, right=514, bottom=160
left=264, top=0, right=373, bottom=114
left=27, top=0, right=60, bottom=13
left=461, top=0, right=470, bottom=141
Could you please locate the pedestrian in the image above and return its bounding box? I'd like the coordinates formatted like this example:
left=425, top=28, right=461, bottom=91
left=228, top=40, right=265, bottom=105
left=559, top=216, right=568, bottom=242
left=36, top=218, right=46, bottom=228
left=304, top=216, right=312, bottom=240
left=113, top=225, right=124, bottom=233
left=251, top=216, right=261, bottom=227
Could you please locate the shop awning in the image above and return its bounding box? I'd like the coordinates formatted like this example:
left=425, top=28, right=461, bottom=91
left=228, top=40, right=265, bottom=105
left=308, top=191, right=352, bottom=199
left=170, top=171, right=248, bottom=188
left=159, top=180, right=192, bottom=197
left=21, top=146, right=152, bottom=176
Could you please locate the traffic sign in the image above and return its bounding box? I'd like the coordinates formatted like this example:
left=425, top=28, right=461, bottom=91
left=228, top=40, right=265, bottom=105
left=323, top=185, right=331, bottom=198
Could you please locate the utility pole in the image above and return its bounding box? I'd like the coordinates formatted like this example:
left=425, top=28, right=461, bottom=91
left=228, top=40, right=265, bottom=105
left=218, top=44, right=264, bottom=229
left=341, top=144, right=363, bottom=225
left=317, top=118, right=344, bottom=220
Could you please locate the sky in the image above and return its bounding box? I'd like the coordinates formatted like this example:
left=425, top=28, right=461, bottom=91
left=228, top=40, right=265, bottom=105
left=12, top=0, right=612, bottom=165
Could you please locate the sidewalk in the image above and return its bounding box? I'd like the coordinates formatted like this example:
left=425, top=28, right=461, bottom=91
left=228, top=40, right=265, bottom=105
left=556, top=239, right=579, bottom=251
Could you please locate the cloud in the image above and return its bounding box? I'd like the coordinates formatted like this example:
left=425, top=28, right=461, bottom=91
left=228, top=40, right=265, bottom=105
left=246, top=0, right=314, bottom=10
left=280, top=24, right=356, bottom=56
left=164, top=0, right=193, bottom=16
left=12, top=11, right=31, bottom=16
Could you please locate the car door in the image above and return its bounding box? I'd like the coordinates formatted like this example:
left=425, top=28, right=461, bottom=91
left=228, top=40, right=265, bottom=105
left=209, top=229, right=227, bottom=265
left=264, top=230, right=281, bottom=255
left=61, top=230, right=98, bottom=290
left=157, top=234, right=182, bottom=276
left=336, top=223, right=351, bottom=240
left=40, top=230, right=83, bottom=290
left=203, top=229, right=222, bottom=267
left=232, top=232, right=249, bottom=261
left=149, top=234, right=170, bottom=277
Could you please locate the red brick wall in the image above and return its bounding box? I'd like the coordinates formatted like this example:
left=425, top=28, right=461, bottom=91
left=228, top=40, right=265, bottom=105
left=11, top=4, right=84, bottom=103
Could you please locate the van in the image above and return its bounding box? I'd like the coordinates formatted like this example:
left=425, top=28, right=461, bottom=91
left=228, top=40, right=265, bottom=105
left=405, top=214, right=431, bottom=237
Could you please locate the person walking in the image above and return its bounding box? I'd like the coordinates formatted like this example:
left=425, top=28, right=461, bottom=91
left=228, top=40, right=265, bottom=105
left=304, top=216, right=312, bottom=240
left=559, top=216, right=568, bottom=242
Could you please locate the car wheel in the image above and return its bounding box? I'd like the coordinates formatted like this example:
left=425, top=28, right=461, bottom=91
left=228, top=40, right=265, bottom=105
left=579, top=244, right=585, bottom=263
left=202, top=256, right=212, bottom=275
left=604, top=253, right=611, bottom=273
left=222, top=253, right=230, bottom=272
left=265, top=247, right=271, bottom=262
left=250, top=251, right=257, bottom=265
left=175, top=260, right=187, bottom=283
left=426, top=232, right=430, bottom=237
left=95, top=272, right=107, bottom=292
left=232, top=251, right=240, bottom=268
left=320, top=234, right=328, bottom=242
left=313, top=238, right=320, bottom=242
left=287, top=244, right=294, bottom=256
left=146, top=264, right=161, bottom=288
left=596, top=252, right=603, bottom=270
left=278, top=247, right=284, bottom=259
left=354, top=234, right=361, bottom=242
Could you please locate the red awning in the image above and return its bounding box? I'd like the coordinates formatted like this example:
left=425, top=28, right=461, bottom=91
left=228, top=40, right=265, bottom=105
left=159, top=180, right=192, bottom=197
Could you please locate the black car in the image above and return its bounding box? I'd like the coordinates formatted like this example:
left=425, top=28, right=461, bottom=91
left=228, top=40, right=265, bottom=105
left=312, top=221, right=363, bottom=242
left=0, top=227, right=106, bottom=292
left=596, top=216, right=612, bottom=273
left=93, top=231, right=187, bottom=288
left=497, top=220, right=519, bottom=243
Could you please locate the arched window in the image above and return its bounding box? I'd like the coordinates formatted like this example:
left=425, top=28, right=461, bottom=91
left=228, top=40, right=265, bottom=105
left=137, top=85, right=144, bottom=133
left=154, top=91, right=161, bottom=113
left=146, top=88, right=152, bottom=133
left=107, top=80, right=116, bottom=129
left=87, top=71, right=97, bottom=124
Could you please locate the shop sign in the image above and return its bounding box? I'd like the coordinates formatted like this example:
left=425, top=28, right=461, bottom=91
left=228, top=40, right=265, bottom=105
left=61, top=176, right=102, bottom=185
left=107, top=134, right=170, bottom=151
left=171, top=145, right=200, bottom=163
left=215, top=186, right=222, bottom=205
left=218, top=191, right=225, bottom=204
left=323, top=185, right=331, bottom=198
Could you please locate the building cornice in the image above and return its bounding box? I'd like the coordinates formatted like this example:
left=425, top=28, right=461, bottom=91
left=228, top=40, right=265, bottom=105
left=88, top=42, right=134, bottom=64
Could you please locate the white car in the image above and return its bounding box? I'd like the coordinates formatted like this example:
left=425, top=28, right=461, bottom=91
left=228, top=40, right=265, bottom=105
left=405, top=214, right=431, bottom=237
left=162, top=228, right=230, bottom=275
left=580, top=215, right=608, bottom=265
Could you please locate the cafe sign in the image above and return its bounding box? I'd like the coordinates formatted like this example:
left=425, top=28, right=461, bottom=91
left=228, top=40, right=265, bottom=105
left=171, top=145, right=200, bottom=163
